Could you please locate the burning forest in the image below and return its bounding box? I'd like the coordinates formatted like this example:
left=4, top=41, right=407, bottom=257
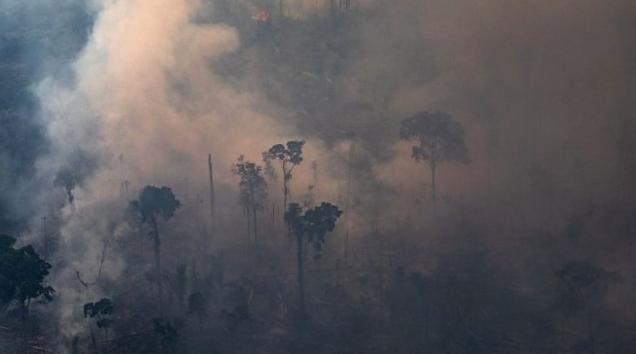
left=2, top=0, right=636, bottom=353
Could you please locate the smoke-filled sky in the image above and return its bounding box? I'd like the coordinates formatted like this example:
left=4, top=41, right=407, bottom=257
left=2, top=0, right=636, bottom=345
left=1, top=0, right=632, bottom=222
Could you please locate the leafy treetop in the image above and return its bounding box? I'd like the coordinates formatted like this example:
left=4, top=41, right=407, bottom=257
left=399, top=111, right=469, bottom=165
left=231, top=156, right=268, bottom=211
left=285, top=202, right=343, bottom=255
left=0, top=234, right=54, bottom=306
left=132, top=186, right=182, bottom=223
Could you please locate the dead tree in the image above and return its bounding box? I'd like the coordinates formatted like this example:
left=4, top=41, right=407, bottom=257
left=208, top=154, right=216, bottom=252
left=344, top=137, right=355, bottom=264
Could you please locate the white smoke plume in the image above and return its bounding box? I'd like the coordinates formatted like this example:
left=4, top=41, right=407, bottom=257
left=32, top=0, right=339, bottom=342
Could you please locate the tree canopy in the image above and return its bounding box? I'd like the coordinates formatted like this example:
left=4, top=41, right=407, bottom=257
left=84, top=298, right=114, bottom=329
left=264, top=140, right=305, bottom=167
left=399, top=111, right=469, bottom=165
left=232, top=156, right=268, bottom=212
left=133, top=186, right=182, bottom=223
left=0, top=234, right=54, bottom=308
left=285, top=202, right=343, bottom=254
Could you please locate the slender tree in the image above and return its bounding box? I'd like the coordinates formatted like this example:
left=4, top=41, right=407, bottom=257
left=232, top=156, right=268, bottom=246
left=263, top=140, right=305, bottom=218
left=131, top=186, right=181, bottom=316
left=399, top=111, right=469, bottom=212
left=263, top=151, right=279, bottom=224
left=125, top=200, right=145, bottom=260
left=285, top=202, right=342, bottom=316
left=208, top=154, right=216, bottom=251
left=83, top=298, right=114, bottom=352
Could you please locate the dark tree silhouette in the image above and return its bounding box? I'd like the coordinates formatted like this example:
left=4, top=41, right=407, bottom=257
left=0, top=234, right=54, bottom=315
left=54, top=168, right=80, bottom=206
left=262, top=151, right=279, bottom=223
left=131, top=186, right=181, bottom=316
left=53, top=150, right=97, bottom=207
left=173, top=264, right=188, bottom=313
left=285, top=202, right=342, bottom=315
left=0, top=234, right=54, bottom=347
left=399, top=111, right=469, bottom=211
left=152, top=318, right=183, bottom=353
left=125, top=200, right=145, bottom=260
left=263, top=140, right=305, bottom=217
left=232, top=156, right=268, bottom=245
left=84, top=298, right=114, bottom=351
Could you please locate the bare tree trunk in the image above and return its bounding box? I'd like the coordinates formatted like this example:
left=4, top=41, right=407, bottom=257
left=252, top=203, right=258, bottom=246
left=296, top=234, right=305, bottom=316
left=208, top=154, right=216, bottom=252
left=89, top=325, right=98, bottom=354
left=282, top=161, right=292, bottom=213
left=246, top=206, right=252, bottom=250
left=344, top=140, right=355, bottom=264
left=151, top=215, right=163, bottom=316
left=249, top=183, right=258, bottom=245
left=430, top=161, right=437, bottom=215
left=21, top=301, right=28, bottom=354
left=139, top=222, right=144, bottom=259
left=272, top=202, right=276, bottom=224
left=42, top=216, right=48, bottom=259
left=283, top=180, right=289, bottom=213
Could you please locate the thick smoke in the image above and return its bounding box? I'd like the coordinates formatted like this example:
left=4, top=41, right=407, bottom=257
left=32, top=0, right=340, bottom=340
left=3, top=0, right=636, bottom=350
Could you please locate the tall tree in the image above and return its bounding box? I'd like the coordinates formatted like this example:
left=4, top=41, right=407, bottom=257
left=131, top=186, right=181, bottom=315
left=263, top=140, right=305, bottom=218
left=83, top=298, right=114, bottom=352
left=0, top=234, right=54, bottom=346
left=285, top=202, right=342, bottom=316
left=399, top=111, right=469, bottom=212
left=232, top=156, right=268, bottom=246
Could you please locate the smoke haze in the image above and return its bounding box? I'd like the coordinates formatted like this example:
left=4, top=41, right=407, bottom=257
left=1, top=0, right=636, bottom=352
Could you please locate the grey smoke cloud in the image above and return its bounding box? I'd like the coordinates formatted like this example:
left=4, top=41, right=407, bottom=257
left=3, top=0, right=636, bottom=347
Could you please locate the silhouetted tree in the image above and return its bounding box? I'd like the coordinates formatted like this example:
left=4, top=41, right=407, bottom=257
left=172, top=264, right=187, bottom=313
left=152, top=318, right=183, bottom=354
left=0, top=234, right=54, bottom=347
left=0, top=234, right=54, bottom=315
left=285, top=202, right=342, bottom=315
left=54, top=168, right=80, bottom=206
left=53, top=150, right=97, bottom=207
left=262, top=151, right=279, bottom=223
left=131, top=186, right=181, bottom=316
left=263, top=140, right=305, bottom=218
left=125, top=200, right=145, bottom=260
left=84, top=298, right=114, bottom=351
left=232, top=156, right=268, bottom=245
left=399, top=111, right=469, bottom=212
